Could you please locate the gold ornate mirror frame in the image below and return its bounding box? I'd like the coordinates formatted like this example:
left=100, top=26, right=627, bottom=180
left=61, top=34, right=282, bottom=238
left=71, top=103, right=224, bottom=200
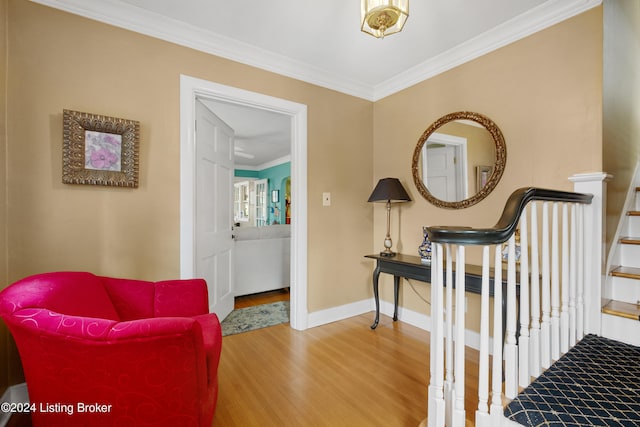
left=411, top=111, right=506, bottom=209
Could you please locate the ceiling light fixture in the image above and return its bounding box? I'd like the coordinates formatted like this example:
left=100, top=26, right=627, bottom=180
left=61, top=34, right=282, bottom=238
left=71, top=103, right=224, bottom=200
left=361, top=0, right=409, bottom=39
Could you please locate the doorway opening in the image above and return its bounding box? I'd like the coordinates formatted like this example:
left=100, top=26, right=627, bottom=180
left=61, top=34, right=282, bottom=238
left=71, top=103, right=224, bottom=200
left=180, top=75, right=309, bottom=331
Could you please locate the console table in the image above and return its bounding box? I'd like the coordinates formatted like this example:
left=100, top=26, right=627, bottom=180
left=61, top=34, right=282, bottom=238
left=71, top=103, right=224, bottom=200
left=365, top=253, right=516, bottom=330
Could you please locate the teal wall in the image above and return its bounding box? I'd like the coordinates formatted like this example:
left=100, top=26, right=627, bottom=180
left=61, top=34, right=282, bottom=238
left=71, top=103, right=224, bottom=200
left=235, top=162, right=291, bottom=224
left=234, top=169, right=259, bottom=178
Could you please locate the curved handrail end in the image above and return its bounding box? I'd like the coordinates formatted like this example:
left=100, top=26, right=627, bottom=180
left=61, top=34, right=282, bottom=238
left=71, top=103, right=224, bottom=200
left=426, top=187, right=593, bottom=245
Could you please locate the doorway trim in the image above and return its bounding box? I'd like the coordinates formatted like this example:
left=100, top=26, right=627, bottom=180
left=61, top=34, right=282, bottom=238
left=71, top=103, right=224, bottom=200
left=180, top=74, right=309, bottom=330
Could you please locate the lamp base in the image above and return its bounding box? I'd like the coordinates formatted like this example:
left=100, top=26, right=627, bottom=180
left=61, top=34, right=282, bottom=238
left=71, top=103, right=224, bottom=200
left=379, top=250, right=396, bottom=257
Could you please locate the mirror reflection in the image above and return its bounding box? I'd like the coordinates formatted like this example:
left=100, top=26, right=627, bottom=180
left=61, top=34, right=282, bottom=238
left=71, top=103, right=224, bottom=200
left=412, top=112, right=506, bottom=209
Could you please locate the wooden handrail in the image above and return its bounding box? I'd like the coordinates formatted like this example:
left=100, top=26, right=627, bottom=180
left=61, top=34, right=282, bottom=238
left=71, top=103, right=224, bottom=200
left=426, top=187, right=593, bottom=245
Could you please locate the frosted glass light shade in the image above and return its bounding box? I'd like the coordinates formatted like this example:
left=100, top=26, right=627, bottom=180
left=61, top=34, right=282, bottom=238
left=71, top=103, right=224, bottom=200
left=361, top=0, right=409, bottom=38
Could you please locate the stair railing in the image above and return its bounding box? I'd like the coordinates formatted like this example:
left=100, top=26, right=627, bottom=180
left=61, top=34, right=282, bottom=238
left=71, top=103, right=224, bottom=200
left=424, top=175, right=607, bottom=427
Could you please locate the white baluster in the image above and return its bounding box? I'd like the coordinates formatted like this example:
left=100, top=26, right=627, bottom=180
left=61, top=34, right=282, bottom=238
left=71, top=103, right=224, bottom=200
left=561, top=203, right=569, bottom=354
left=489, top=246, right=503, bottom=426
left=569, top=204, right=577, bottom=347
left=519, top=207, right=531, bottom=388
left=505, top=234, right=518, bottom=399
left=576, top=205, right=585, bottom=340
left=452, top=246, right=466, bottom=427
left=445, top=245, right=453, bottom=426
left=541, top=202, right=551, bottom=369
left=475, top=246, right=491, bottom=427
left=429, top=243, right=445, bottom=427
left=529, top=202, right=541, bottom=377
left=551, top=202, right=560, bottom=361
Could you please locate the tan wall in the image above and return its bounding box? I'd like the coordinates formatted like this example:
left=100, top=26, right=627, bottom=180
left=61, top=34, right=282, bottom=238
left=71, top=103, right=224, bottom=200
left=373, top=8, right=603, bottom=321
left=0, top=0, right=10, bottom=393
left=0, top=0, right=7, bottom=285
left=603, top=0, right=640, bottom=250
left=6, top=0, right=373, bottom=313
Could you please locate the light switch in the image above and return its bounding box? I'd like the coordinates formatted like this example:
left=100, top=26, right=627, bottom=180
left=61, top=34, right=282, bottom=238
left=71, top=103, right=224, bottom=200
left=323, top=192, right=331, bottom=206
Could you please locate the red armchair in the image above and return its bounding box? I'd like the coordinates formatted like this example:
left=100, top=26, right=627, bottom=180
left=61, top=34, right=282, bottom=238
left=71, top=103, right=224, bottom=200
left=0, top=271, right=222, bottom=427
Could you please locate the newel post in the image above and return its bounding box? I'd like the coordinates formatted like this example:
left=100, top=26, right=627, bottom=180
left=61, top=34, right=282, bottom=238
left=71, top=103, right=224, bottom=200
left=569, top=172, right=611, bottom=336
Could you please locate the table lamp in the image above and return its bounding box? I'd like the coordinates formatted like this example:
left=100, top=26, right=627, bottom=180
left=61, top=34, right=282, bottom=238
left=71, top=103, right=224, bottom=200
left=368, top=178, right=411, bottom=257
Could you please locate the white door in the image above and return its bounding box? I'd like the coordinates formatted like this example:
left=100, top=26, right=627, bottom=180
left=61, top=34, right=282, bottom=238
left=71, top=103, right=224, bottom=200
left=425, top=145, right=458, bottom=201
left=195, top=99, right=235, bottom=321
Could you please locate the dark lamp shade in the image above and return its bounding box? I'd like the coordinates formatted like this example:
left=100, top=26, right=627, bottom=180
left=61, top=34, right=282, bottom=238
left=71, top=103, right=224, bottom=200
left=368, top=178, right=412, bottom=202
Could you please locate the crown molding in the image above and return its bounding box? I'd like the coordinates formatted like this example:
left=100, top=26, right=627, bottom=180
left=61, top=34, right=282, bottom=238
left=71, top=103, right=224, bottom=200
left=30, top=0, right=602, bottom=102
left=373, top=0, right=603, bottom=100
left=29, top=0, right=374, bottom=100
left=236, top=155, right=291, bottom=172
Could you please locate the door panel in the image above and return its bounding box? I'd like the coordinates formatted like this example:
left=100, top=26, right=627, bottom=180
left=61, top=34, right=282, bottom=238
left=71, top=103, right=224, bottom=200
left=426, top=145, right=457, bottom=201
left=195, top=99, right=235, bottom=320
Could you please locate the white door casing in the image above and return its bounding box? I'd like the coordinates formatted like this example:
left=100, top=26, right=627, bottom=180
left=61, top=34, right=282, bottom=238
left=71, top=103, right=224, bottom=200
left=180, top=75, right=309, bottom=330
left=195, top=99, right=235, bottom=320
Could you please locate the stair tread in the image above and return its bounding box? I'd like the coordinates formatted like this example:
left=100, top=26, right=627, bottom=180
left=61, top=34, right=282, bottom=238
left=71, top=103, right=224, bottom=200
left=620, top=236, right=640, bottom=244
left=602, top=300, right=640, bottom=320
left=611, top=266, right=640, bottom=279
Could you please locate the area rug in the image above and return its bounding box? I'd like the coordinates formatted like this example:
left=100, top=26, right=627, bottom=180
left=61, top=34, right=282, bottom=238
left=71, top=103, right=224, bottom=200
left=221, top=301, right=290, bottom=336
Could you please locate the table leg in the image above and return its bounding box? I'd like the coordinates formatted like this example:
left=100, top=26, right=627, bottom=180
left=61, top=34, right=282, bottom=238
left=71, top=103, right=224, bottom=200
left=393, top=275, right=400, bottom=321
left=371, top=264, right=382, bottom=329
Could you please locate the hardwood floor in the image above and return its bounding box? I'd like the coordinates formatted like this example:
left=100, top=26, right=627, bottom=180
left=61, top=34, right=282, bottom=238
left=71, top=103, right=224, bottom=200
left=233, top=288, right=290, bottom=309
left=213, top=313, right=481, bottom=426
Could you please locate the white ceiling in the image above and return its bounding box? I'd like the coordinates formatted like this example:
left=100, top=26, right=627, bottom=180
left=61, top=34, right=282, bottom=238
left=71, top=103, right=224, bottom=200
left=200, top=98, right=291, bottom=169
left=32, top=0, right=601, bottom=165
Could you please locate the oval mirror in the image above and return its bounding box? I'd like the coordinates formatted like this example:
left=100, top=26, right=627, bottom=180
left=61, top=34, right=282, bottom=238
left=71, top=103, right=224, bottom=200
left=411, top=111, right=506, bottom=209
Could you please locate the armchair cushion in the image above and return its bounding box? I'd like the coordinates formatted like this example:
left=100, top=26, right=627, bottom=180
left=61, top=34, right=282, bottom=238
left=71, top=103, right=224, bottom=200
left=100, top=276, right=155, bottom=320
left=154, top=279, right=209, bottom=317
left=0, top=272, right=222, bottom=427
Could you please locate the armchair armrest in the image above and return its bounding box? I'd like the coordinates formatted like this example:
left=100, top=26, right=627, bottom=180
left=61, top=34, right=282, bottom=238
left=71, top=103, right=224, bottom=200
left=107, top=317, right=201, bottom=341
left=7, top=308, right=117, bottom=340
left=7, top=308, right=203, bottom=342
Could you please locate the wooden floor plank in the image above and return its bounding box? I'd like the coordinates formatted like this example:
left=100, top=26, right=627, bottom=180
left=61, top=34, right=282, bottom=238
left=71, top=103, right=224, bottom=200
left=213, top=314, right=481, bottom=426
left=234, top=288, right=290, bottom=309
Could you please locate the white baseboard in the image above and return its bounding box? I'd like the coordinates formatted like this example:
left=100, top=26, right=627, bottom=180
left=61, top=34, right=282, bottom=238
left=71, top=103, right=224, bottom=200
left=307, top=298, right=484, bottom=351
left=0, top=383, right=29, bottom=427
left=307, top=299, right=373, bottom=328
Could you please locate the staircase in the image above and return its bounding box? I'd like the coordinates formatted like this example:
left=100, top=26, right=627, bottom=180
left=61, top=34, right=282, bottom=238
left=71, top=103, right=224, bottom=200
left=602, top=185, right=640, bottom=345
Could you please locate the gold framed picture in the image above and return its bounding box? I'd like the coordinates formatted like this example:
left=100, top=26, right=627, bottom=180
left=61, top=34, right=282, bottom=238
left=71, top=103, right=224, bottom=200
left=62, top=109, right=140, bottom=187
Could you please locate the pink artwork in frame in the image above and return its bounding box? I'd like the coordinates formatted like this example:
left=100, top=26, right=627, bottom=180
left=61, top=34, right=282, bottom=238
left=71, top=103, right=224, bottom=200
left=62, top=110, right=139, bottom=187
